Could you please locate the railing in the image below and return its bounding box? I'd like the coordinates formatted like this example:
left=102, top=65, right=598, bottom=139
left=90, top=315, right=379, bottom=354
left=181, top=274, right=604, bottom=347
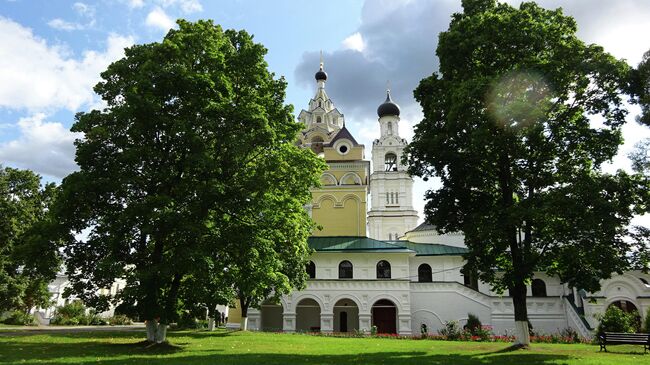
left=563, top=296, right=593, bottom=339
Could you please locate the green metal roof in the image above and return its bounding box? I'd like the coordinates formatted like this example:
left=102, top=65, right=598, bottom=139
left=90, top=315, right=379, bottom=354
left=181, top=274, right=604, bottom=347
left=402, top=241, right=468, bottom=256
left=308, top=236, right=411, bottom=252
left=308, top=236, right=467, bottom=256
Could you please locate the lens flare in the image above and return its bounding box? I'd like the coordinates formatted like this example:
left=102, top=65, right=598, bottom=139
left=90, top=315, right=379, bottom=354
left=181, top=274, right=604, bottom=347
left=486, top=70, right=552, bottom=130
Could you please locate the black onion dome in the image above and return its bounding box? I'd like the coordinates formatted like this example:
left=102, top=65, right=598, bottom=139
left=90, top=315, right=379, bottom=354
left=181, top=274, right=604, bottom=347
left=315, top=67, right=327, bottom=81
left=377, top=90, right=400, bottom=117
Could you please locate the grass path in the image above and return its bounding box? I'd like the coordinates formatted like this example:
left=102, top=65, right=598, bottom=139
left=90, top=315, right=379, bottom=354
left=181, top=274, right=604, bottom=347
left=0, top=329, right=647, bottom=364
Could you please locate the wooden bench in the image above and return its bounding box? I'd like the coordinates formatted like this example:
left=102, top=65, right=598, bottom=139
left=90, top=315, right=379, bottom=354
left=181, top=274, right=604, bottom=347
left=598, top=332, right=650, bottom=352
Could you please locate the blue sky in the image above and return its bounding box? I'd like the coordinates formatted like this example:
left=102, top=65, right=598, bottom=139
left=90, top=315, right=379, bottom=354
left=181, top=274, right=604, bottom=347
left=1, top=0, right=650, bottom=221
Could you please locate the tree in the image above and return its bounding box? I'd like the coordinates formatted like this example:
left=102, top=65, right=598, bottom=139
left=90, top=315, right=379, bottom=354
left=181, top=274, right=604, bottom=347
left=218, top=142, right=323, bottom=330
left=632, top=50, right=650, bottom=126
left=406, top=0, right=643, bottom=345
left=56, top=20, right=324, bottom=342
left=0, top=166, right=59, bottom=314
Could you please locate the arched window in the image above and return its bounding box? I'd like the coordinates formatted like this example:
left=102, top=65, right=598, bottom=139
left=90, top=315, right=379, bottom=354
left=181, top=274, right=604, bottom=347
left=387, top=121, right=393, bottom=135
left=316, top=116, right=322, bottom=123
left=418, top=264, right=432, bottom=282
left=531, top=279, right=547, bottom=297
left=384, top=153, right=397, bottom=172
left=306, top=261, right=316, bottom=279
left=376, top=260, right=391, bottom=279
left=339, top=260, right=353, bottom=279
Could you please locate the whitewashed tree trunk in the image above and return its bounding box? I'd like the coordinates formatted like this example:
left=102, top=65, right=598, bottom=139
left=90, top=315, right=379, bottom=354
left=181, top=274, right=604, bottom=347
left=240, top=317, right=248, bottom=331
left=514, top=321, right=530, bottom=346
left=155, top=323, right=167, bottom=343
left=145, top=319, right=168, bottom=343
left=145, top=320, right=156, bottom=342
left=208, top=317, right=215, bottom=331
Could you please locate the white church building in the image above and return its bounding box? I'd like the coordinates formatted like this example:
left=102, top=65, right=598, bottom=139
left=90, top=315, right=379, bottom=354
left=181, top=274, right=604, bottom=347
left=243, top=63, right=650, bottom=338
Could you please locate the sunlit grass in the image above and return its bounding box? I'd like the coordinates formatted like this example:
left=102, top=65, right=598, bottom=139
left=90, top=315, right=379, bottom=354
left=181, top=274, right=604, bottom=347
left=0, top=329, right=647, bottom=364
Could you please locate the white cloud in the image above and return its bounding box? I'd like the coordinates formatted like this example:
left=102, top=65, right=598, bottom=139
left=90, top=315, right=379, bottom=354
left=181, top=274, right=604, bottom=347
left=342, top=32, right=366, bottom=52
left=145, top=7, right=176, bottom=31
left=47, top=18, right=82, bottom=31
left=160, top=0, right=202, bottom=13
left=127, top=0, right=145, bottom=8
left=0, top=17, right=134, bottom=111
left=0, top=113, right=81, bottom=179
left=72, top=2, right=93, bottom=17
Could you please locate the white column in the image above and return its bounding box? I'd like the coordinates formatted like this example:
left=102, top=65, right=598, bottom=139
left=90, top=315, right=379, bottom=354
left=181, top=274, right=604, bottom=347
left=283, top=313, right=296, bottom=332
left=359, top=313, right=372, bottom=333
left=398, top=313, right=412, bottom=336
left=320, top=312, right=334, bottom=333
left=248, top=309, right=261, bottom=331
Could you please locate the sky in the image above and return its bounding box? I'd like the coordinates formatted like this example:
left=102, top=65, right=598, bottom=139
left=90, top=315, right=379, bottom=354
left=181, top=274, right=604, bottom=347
left=1, top=0, right=650, bottom=223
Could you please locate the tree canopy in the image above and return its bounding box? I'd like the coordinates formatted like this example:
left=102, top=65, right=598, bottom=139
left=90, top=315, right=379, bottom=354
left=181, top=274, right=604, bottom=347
left=56, top=20, right=324, bottom=342
left=0, top=166, right=60, bottom=314
left=406, top=0, right=644, bottom=345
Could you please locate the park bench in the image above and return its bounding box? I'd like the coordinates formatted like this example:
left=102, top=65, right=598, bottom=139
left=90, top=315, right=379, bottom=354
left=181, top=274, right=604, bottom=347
left=598, top=332, right=650, bottom=352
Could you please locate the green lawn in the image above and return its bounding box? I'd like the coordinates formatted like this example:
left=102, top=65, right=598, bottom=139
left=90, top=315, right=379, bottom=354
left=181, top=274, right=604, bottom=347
left=0, top=329, right=647, bottom=364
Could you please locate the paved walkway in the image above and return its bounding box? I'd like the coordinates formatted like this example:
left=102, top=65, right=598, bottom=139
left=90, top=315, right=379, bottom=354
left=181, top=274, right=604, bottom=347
left=0, top=324, right=145, bottom=336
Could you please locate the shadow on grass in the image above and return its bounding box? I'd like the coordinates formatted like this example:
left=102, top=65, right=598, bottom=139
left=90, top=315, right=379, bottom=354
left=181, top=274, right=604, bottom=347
left=0, top=338, right=574, bottom=365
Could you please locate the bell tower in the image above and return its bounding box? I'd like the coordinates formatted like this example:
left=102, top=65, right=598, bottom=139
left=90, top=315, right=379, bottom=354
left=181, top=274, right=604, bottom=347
left=298, top=60, right=370, bottom=237
left=367, top=90, right=418, bottom=240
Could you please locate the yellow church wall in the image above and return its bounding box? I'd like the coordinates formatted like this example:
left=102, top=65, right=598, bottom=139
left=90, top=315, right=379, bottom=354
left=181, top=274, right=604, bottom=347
left=323, top=145, right=364, bottom=161
left=311, top=188, right=367, bottom=236
left=227, top=300, right=242, bottom=325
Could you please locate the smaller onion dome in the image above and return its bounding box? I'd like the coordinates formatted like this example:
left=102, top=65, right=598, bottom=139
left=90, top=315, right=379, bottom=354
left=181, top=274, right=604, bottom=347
left=315, top=64, right=327, bottom=81
left=377, top=90, right=400, bottom=117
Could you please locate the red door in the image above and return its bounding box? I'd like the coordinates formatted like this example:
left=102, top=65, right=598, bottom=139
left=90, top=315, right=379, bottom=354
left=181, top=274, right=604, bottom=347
left=372, top=300, right=397, bottom=334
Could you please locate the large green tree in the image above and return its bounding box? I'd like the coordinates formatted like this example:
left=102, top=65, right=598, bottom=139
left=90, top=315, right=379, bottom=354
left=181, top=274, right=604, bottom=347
left=0, top=166, right=60, bottom=315
left=56, top=20, right=324, bottom=342
left=406, top=0, right=643, bottom=345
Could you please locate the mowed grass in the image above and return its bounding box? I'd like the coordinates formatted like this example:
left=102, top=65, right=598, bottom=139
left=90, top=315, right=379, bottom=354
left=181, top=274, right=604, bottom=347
left=0, top=329, right=647, bottom=365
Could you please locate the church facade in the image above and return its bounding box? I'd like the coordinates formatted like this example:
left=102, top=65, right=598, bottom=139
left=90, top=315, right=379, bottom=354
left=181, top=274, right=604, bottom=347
left=244, top=63, right=650, bottom=337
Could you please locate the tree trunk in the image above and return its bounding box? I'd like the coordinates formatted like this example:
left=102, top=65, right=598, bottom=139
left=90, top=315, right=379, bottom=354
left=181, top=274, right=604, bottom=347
left=240, top=297, right=249, bottom=331
left=145, top=319, right=168, bottom=343
left=511, top=281, right=530, bottom=346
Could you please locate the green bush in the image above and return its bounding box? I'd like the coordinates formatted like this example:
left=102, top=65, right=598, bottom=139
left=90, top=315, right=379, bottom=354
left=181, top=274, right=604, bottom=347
left=1, top=311, right=37, bottom=326
left=50, top=301, right=107, bottom=326
left=108, top=315, right=133, bottom=326
left=596, top=306, right=636, bottom=335
left=174, top=312, right=205, bottom=329
left=439, top=320, right=461, bottom=340
left=464, top=313, right=482, bottom=335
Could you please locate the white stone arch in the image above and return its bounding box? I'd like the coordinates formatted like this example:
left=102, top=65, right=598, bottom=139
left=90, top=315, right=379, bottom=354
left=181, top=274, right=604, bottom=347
left=412, top=309, right=445, bottom=333
left=602, top=279, right=641, bottom=302
left=329, top=293, right=364, bottom=314
left=340, top=172, right=362, bottom=185
left=291, top=293, right=326, bottom=314
left=369, top=293, right=406, bottom=313
left=320, top=172, right=338, bottom=186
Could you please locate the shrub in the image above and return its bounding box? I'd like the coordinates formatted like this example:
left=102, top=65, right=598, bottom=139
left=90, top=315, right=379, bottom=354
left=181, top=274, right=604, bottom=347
left=439, top=320, right=461, bottom=340
left=1, top=311, right=37, bottom=326
left=370, top=325, right=378, bottom=336
left=174, top=312, right=206, bottom=329
left=50, top=301, right=107, bottom=326
left=464, top=313, right=481, bottom=335
left=596, top=306, right=636, bottom=335
left=108, top=314, right=133, bottom=326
